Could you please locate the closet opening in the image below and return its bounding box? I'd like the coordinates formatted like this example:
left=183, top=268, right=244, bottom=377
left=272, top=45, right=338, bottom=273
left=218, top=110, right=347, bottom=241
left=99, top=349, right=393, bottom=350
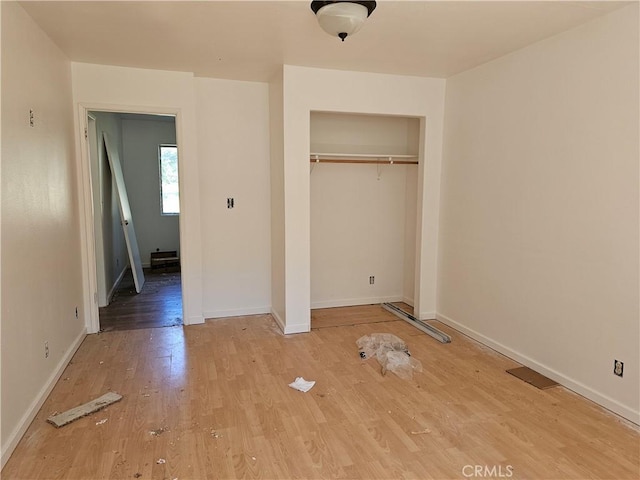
left=309, top=111, right=420, bottom=328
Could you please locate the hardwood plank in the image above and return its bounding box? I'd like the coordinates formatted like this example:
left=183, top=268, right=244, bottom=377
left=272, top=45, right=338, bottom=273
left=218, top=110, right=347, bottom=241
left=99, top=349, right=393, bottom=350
left=3, top=310, right=639, bottom=479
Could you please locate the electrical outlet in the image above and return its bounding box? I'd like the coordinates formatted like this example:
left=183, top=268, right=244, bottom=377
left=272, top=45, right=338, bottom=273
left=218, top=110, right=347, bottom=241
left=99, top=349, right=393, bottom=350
left=614, top=360, right=624, bottom=377
left=45, top=341, right=49, bottom=359
left=75, top=307, right=78, bottom=319
left=227, top=197, right=235, bottom=209
left=369, top=276, right=375, bottom=285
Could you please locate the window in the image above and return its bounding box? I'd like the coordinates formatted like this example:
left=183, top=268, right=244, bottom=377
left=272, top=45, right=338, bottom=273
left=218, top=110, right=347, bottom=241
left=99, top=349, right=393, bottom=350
left=159, top=145, right=180, bottom=215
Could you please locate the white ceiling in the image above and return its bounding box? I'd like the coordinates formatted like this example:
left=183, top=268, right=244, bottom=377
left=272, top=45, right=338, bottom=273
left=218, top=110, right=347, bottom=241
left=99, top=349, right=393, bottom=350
left=20, top=0, right=632, bottom=82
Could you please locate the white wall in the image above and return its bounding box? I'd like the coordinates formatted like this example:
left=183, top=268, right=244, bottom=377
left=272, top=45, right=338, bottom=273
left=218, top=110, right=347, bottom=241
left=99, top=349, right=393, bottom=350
left=439, top=4, right=639, bottom=423
left=311, top=164, right=417, bottom=308
left=310, top=111, right=420, bottom=155
left=71, top=62, right=204, bottom=327
left=1, top=2, right=86, bottom=465
left=309, top=112, right=419, bottom=308
left=122, top=116, right=180, bottom=266
left=269, top=71, right=286, bottom=326
left=275, top=65, right=446, bottom=333
left=403, top=166, right=418, bottom=305
left=195, top=78, right=271, bottom=318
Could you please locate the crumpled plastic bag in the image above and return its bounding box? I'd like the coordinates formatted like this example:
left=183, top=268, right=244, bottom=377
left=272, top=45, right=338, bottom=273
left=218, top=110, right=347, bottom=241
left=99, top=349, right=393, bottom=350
left=356, top=333, right=422, bottom=379
left=378, top=350, right=423, bottom=379
left=357, top=333, right=408, bottom=359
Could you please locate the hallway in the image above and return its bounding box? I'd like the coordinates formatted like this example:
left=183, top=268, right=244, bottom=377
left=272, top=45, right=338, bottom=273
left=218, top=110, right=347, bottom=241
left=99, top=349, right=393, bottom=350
left=99, top=270, right=182, bottom=331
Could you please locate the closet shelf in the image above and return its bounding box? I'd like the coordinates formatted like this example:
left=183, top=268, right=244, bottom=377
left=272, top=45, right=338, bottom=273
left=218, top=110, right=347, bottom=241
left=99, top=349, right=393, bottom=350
left=309, top=152, right=418, bottom=165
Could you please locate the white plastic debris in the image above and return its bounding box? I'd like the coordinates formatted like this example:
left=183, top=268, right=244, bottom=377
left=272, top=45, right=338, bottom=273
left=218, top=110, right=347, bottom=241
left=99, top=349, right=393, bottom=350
left=95, top=418, right=108, bottom=425
left=357, top=333, right=408, bottom=359
left=288, top=377, right=316, bottom=392
left=357, top=333, right=422, bottom=379
left=156, top=458, right=166, bottom=464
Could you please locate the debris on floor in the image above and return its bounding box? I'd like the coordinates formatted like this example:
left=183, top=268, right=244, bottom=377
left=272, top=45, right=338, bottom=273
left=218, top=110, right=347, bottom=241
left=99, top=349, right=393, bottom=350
left=47, top=392, right=123, bottom=428
left=410, top=428, right=431, bottom=435
left=150, top=427, right=167, bottom=436
left=357, top=334, right=423, bottom=379
left=357, top=333, right=410, bottom=359
left=288, top=377, right=316, bottom=392
left=506, top=366, right=559, bottom=389
left=156, top=458, right=166, bottom=464
left=95, top=418, right=108, bottom=426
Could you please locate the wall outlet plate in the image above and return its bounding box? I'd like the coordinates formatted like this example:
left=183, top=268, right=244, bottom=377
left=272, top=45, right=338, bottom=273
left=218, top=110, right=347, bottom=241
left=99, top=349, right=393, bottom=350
left=614, top=360, right=624, bottom=377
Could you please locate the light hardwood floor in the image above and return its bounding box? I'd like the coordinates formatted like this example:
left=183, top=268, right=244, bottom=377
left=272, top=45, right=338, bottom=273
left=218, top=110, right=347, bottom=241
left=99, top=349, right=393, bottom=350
left=2, top=306, right=638, bottom=479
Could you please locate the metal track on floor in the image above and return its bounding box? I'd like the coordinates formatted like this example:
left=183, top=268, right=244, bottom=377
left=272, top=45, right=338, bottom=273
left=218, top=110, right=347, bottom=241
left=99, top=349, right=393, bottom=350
left=382, top=303, right=451, bottom=344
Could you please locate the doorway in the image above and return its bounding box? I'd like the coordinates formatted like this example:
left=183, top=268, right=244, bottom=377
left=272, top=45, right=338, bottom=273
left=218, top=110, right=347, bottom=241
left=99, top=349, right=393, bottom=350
left=86, top=111, right=183, bottom=331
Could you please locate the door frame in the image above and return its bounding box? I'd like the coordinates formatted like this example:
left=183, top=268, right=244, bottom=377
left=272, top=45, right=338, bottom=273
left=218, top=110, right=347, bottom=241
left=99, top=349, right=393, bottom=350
left=77, top=103, right=184, bottom=333
left=86, top=113, right=109, bottom=306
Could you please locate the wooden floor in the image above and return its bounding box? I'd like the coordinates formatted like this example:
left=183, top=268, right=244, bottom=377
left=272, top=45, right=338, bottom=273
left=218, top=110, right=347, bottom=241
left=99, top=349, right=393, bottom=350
left=3, top=306, right=638, bottom=479
left=99, top=269, right=182, bottom=332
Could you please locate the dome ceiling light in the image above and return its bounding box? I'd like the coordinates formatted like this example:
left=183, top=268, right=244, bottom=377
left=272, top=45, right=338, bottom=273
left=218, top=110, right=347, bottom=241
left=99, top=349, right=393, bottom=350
left=310, top=1, right=377, bottom=42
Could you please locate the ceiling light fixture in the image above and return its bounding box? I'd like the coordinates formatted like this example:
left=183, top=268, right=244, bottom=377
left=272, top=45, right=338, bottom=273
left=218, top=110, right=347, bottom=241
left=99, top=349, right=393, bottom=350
left=310, top=1, right=377, bottom=42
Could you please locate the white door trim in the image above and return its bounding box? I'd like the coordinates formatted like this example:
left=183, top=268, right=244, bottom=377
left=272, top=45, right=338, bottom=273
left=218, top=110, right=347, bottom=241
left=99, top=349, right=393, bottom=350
left=76, top=103, right=185, bottom=333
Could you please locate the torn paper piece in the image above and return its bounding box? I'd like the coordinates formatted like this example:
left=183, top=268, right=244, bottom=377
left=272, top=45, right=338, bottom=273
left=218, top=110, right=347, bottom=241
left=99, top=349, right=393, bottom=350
left=288, top=377, right=316, bottom=393
left=95, top=418, right=108, bottom=425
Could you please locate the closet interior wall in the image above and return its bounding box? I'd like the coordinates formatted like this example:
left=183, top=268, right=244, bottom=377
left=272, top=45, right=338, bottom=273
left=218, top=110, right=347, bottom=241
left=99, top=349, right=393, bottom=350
left=310, top=112, right=420, bottom=309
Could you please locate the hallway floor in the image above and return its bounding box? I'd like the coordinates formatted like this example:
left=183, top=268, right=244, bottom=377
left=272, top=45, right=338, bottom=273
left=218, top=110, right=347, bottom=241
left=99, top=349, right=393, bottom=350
left=99, top=269, right=182, bottom=332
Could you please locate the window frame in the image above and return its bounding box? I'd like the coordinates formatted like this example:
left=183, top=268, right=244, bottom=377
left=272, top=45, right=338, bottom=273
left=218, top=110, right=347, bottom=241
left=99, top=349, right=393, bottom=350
left=158, top=144, right=180, bottom=216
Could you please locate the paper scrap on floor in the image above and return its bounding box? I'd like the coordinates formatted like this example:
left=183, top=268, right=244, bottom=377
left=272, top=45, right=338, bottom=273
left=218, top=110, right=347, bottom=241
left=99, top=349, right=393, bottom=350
left=288, top=377, right=316, bottom=392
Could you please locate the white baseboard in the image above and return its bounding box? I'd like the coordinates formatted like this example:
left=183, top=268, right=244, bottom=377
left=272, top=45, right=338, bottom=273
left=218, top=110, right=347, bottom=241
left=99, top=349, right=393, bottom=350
left=271, top=308, right=285, bottom=333
left=311, top=295, right=403, bottom=310
left=402, top=297, right=414, bottom=307
left=184, top=315, right=204, bottom=326
left=204, top=306, right=270, bottom=320
left=436, top=312, right=640, bottom=425
left=284, top=322, right=310, bottom=334
left=1, top=328, right=87, bottom=468
left=106, top=266, right=128, bottom=304
left=418, top=311, right=436, bottom=320
left=269, top=309, right=310, bottom=335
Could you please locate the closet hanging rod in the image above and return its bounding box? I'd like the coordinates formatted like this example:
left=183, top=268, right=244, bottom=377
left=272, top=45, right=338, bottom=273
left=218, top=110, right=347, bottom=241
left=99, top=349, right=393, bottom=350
left=309, top=153, right=418, bottom=165
left=310, top=158, right=418, bottom=165
left=310, top=152, right=417, bottom=159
